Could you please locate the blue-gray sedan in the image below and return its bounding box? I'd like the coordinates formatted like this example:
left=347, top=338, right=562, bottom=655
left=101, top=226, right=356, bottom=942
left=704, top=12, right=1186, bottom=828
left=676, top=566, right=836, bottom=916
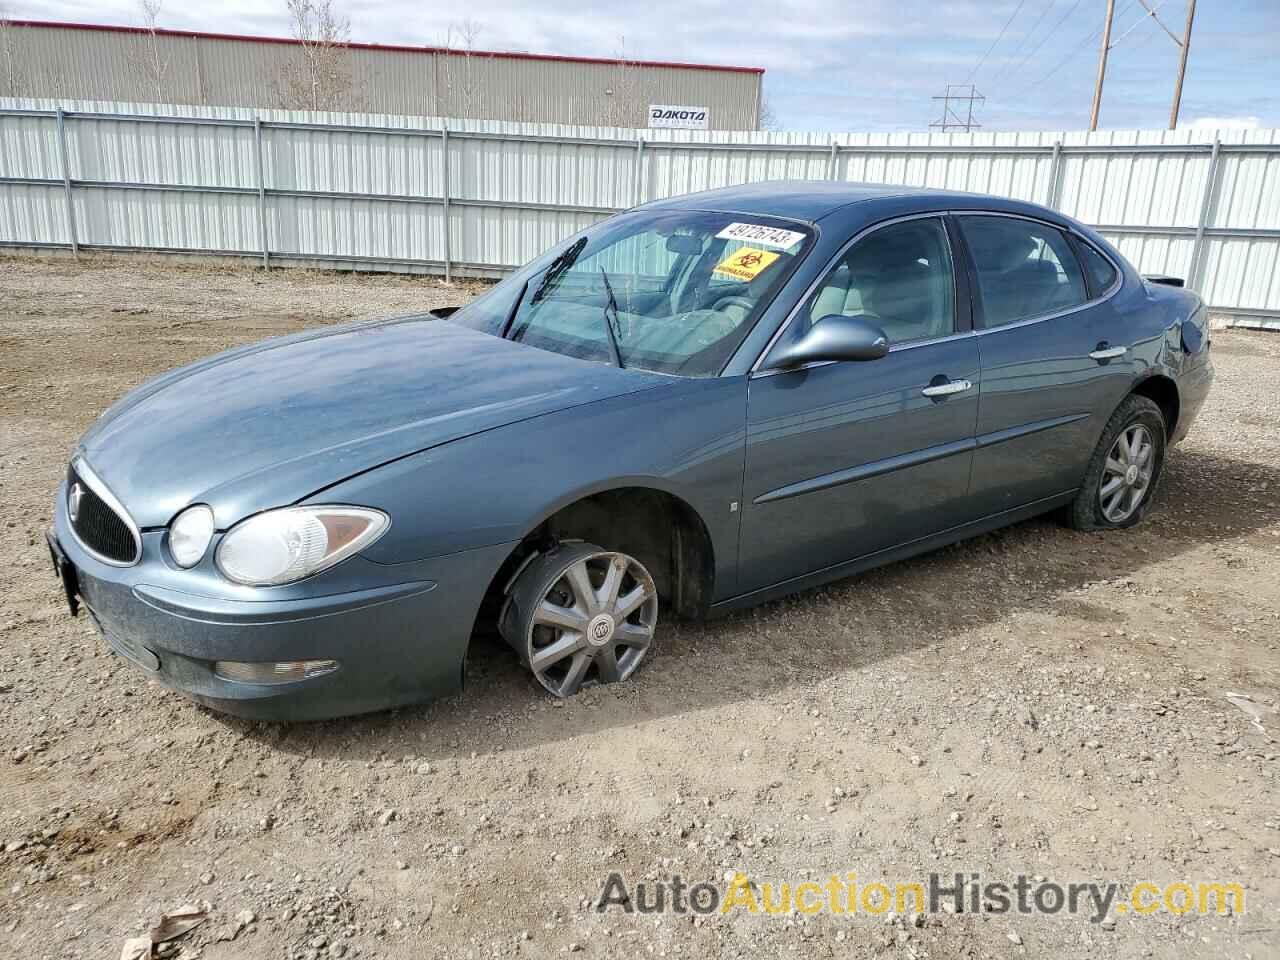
left=48, top=181, right=1214, bottom=720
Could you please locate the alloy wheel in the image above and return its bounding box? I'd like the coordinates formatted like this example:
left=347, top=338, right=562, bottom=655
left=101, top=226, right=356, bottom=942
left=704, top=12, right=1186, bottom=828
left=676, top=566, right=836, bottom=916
left=1099, top=423, right=1154, bottom=523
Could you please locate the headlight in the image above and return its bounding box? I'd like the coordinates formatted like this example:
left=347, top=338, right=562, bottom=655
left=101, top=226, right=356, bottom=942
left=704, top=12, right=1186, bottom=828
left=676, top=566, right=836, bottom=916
left=169, top=504, right=215, bottom=568
left=215, top=506, right=389, bottom=586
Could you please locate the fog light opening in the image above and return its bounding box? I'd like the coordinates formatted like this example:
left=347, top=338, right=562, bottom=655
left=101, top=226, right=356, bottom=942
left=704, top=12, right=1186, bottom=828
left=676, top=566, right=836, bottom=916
left=214, top=659, right=339, bottom=684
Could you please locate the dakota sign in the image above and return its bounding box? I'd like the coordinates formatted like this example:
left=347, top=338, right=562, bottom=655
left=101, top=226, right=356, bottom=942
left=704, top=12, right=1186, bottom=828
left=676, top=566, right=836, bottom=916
left=648, top=105, right=710, bottom=130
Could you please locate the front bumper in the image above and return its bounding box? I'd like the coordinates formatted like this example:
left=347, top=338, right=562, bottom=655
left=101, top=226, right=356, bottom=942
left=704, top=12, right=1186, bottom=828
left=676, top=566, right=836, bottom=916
left=52, top=487, right=514, bottom=721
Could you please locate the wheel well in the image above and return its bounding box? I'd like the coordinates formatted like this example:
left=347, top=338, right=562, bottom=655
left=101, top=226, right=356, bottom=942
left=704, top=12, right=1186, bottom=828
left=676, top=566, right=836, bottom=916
left=1131, top=375, right=1180, bottom=437
left=477, top=488, right=715, bottom=629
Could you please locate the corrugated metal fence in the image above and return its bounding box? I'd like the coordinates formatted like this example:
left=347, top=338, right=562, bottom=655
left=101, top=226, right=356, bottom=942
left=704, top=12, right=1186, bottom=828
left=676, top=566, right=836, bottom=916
left=3, top=98, right=1279, bottom=324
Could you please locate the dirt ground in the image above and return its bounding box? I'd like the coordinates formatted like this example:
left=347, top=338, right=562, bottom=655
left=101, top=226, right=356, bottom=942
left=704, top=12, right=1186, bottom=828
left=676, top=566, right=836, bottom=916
left=1, top=255, right=1278, bottom=960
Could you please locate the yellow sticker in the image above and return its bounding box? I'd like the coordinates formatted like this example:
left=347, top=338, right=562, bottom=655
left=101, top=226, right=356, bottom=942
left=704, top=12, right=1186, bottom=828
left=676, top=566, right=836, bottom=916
left=713, top=247, right=780, bottom=282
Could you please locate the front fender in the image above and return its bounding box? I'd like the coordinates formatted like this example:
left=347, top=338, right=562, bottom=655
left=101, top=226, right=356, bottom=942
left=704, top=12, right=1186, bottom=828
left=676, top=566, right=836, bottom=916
left=312, top=376, right=749, bottom=601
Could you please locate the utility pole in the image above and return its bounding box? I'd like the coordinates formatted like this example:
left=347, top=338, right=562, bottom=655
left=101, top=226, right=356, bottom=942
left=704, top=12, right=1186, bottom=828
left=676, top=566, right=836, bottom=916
left=1089, top=0, right=1116, bottom=131
left=1169, top=0, right=1197, bottom=129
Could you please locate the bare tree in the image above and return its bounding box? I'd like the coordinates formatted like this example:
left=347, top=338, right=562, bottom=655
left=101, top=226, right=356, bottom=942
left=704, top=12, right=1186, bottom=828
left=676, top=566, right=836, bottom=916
left=758, top=95, right=779, bottom=131
left=600, top=37, right=650, bottom=128
left=1, top=6, right=29, bottom=98
left=130, top=0, right=171, bottom=101
left=276, top=0, right=355, bottom=111
left=0, top=12, right=74, bottom=101
left=441, top=19, right=487, bottom=119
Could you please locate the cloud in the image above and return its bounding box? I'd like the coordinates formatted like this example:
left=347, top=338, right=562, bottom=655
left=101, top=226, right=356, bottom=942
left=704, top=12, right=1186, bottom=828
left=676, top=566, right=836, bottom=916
left=1187, top=115, right=1261, bottom=130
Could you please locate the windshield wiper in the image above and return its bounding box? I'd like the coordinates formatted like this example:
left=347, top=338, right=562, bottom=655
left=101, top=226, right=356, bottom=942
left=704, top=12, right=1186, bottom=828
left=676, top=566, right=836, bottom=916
left=531, top=237, right=587, bottom=305
left=501, top=236, right=588, bottom=340
left=598, top=266, right=625, bottom=369
left=499, top=278, right=529, bottom=339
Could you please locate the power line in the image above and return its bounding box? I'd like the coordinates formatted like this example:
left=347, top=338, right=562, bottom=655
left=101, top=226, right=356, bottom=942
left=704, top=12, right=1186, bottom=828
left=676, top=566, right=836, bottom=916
left=1122, top=12, right=1165, bottom=55
left=1029, top=32, right=1102, bottom=87
left=985, top=0, right=1194, bottom=130
left=1137, top=0, right=1183, bottom=44
left=990, top=0, right=1058, bottom=86
left=1111, top=0, right=1170, bottom=47
left=993, top=0, right=1085, bottom=91
left=1030, top=0, right=1138, bottom=87
left=967, top=0, right=1030, bottom=82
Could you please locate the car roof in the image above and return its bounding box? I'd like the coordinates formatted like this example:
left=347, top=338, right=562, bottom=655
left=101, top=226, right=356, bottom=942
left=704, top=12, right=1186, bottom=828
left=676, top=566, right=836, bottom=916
left=639, top=179, right=1037, bottom=225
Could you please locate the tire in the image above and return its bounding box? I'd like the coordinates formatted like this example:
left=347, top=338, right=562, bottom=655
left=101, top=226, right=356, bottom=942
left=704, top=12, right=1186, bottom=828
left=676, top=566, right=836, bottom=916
left=498, top=541, right=659, bottom=698
left=1066, top=394, right=1167, bottom=531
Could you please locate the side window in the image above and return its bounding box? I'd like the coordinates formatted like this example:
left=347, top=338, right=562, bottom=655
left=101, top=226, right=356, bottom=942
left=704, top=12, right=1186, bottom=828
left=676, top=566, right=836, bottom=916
left=805, top=217, right=955, bottom=345
left=958, top=216, right=1088, bottom=328
left=1077, top=241, right=1119, bottom=297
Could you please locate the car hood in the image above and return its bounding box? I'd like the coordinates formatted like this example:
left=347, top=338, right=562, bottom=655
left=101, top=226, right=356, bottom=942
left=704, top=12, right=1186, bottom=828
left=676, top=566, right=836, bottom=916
left=78, top=316, right=669, bottom=528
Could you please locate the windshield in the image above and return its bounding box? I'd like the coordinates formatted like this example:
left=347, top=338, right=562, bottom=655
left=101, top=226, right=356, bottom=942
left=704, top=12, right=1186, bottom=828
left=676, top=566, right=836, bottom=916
left=450, top=210, right=814, bottom=377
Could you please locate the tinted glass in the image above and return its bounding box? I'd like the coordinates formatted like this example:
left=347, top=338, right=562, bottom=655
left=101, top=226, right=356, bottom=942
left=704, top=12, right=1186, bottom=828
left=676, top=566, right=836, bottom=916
left=804, top=217, right=955, bottom=345
left=1078, top=241, right=1119, bottom=296
left=959, top=216, right=1088, bottom=328
left=452, top=210, right=813, bottom=377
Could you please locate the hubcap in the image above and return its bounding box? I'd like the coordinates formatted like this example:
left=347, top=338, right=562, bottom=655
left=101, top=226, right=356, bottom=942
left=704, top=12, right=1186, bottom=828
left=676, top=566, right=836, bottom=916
left=525, top=551, right=658, bottom=697
left=1099, top=423, right=1154, bottom=523
left=586, top=613, right=616, bottom=647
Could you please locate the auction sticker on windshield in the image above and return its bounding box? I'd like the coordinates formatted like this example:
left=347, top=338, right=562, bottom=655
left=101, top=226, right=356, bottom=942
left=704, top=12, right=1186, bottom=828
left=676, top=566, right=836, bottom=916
left=713, top=247, right=780, bottom=282
left=716, top=222, right=807, bottom=249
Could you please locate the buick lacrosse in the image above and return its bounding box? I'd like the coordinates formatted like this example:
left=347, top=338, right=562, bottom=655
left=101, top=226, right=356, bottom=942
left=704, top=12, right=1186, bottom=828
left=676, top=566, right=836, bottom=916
left=49, top=181, right=1214, bottom=720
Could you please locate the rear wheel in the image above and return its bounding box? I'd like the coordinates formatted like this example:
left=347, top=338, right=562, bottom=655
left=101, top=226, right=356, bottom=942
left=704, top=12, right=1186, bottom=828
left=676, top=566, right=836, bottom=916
left=1066, top=394, right=1167, bottom=531
left=499, top=542, right=659, bottom=697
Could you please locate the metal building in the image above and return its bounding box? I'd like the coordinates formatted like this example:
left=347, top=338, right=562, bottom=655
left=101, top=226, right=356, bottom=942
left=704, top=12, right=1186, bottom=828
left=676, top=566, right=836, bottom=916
left=0, top=20, right=764, bottom=130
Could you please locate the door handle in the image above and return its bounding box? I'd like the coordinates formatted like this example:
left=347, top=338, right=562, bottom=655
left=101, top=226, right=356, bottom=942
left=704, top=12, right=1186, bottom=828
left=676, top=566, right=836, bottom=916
left=921, top=378, right=973, bottom=398
left=1089, top=344, right=1128, bottom=361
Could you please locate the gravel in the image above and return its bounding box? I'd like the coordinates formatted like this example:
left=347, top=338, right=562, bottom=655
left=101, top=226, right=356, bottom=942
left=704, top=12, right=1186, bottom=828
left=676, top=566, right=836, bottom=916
left=1, top=254, right=1278, bottom=959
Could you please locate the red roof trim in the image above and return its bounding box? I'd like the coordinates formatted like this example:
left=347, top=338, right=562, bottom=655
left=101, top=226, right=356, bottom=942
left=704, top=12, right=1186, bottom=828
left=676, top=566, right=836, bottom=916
left=7, top=19, right=766, bottom=75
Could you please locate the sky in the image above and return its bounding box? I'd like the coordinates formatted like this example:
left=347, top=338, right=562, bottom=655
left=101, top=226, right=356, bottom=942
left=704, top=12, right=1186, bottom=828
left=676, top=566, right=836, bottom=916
left=4, top=0, right=1277, bottom=132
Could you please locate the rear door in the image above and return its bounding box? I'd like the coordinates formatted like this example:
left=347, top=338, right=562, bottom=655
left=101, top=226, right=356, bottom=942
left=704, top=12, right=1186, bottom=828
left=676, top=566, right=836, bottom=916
left=737, top=215, right=981, bottom=597
left=955, top=213, right=1136, bottom=517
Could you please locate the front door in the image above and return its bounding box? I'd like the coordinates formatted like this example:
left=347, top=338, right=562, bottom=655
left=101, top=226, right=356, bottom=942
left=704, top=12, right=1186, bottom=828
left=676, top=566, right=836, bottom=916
left=737, top=216, right=981, bottom=597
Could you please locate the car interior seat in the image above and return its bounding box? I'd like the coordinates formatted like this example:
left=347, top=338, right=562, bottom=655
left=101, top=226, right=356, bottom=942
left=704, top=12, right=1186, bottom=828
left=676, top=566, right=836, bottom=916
left=819, top=227, right=950, bottom=344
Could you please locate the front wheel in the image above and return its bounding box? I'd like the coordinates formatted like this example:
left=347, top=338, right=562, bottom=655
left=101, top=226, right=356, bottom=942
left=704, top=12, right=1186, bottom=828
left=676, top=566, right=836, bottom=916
left=499, top=542, right=659, bottom=697
left=1066, top=394, right=1167, bottom=531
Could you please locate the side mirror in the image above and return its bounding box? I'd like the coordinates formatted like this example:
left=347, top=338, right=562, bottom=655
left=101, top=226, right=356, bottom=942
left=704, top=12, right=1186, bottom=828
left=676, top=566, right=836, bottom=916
left=765, top=314, right=890, bottom=369
left=427, top=306, right=462, bottom=319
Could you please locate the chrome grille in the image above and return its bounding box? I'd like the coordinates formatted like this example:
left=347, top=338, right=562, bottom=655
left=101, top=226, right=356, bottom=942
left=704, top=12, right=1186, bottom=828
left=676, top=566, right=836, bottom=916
left=67, top=460, right=140, bottom=565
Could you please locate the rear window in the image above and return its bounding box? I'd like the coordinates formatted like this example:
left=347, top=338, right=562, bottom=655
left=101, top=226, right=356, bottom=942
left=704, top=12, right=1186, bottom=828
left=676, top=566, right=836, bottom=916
left=1077, top=241, right=1119, bottom=297
left=958, top=216, right=1089, bottom=328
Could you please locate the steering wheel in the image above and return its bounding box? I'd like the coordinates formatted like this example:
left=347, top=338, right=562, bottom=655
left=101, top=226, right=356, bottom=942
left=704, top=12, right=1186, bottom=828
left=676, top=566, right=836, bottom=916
left=711, top=295, right=755, bottom=314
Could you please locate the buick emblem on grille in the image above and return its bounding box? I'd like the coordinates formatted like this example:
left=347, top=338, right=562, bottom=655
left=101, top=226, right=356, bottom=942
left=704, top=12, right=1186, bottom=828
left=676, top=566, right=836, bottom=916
left=68, top=482, right=84, bottom=523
